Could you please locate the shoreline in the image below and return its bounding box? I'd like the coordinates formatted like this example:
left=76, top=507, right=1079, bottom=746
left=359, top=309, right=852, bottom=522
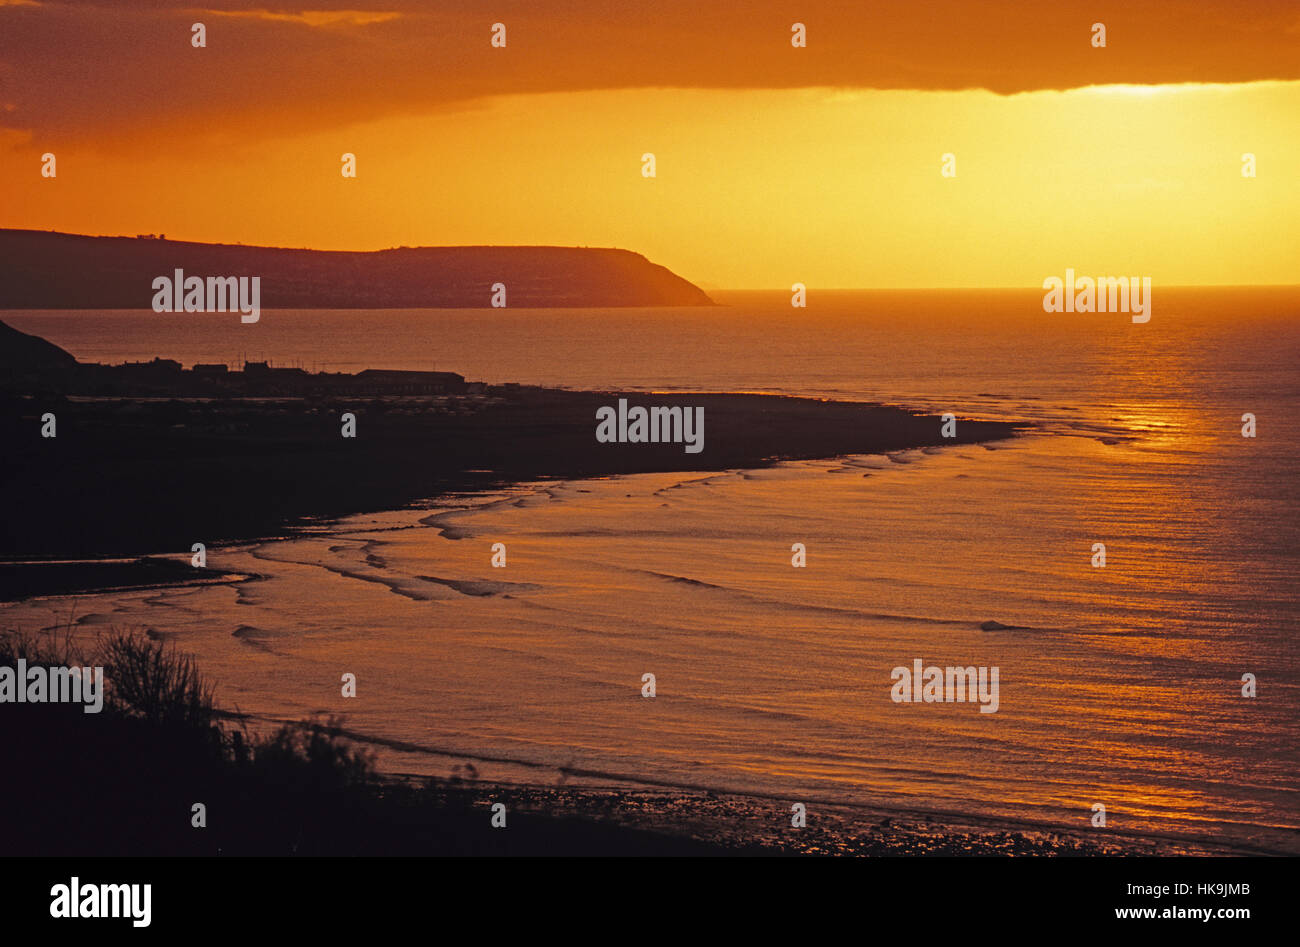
left=2, top=620, right=1279, bottom=856
left=372, top=774, right=1269, bottom=857
left=14, top=372, right=1240, bottom=856
left=237, top=708, right=1283, bottom=857
left=3, top=395, right=1289, bottom=856
left=0, top=385, right=1024, bottom=576
left=0, top=556, right=250, bottom=603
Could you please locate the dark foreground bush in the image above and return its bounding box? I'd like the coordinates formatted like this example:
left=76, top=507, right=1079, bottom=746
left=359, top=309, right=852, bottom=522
left=0, top=628, right=379, bottom=855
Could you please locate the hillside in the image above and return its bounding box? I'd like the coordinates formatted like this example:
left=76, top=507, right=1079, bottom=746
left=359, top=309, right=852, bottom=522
left=0, top=230, right=714, bottom=309
left=0, top=318, right=79, bottom=388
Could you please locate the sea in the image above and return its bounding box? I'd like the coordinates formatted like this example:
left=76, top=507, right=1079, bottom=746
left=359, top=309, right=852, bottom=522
left=3, top=287, right=1298, bottom=853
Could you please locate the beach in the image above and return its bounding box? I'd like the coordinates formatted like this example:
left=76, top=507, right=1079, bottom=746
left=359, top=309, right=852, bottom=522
left=3, top=291, right=1298, bottom=857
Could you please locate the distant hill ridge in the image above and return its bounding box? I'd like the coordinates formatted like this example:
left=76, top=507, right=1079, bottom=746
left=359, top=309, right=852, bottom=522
left=0, top=229, right=714, bottom=309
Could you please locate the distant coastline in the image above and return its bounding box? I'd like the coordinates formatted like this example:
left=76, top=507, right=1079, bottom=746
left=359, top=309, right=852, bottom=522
left=0, top=229, right=715, bottom=309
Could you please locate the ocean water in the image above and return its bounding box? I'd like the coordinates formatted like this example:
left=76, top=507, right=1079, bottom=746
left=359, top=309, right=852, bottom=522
left=4, top=288, right=1299, bottom=853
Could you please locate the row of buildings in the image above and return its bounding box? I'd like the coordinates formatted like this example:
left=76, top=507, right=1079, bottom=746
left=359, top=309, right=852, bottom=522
left=77, top=358, right=475, bottom=398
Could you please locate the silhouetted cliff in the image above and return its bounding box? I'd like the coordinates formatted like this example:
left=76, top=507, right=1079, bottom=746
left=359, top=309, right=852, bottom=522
left=0, top=230, right=715, bottom=308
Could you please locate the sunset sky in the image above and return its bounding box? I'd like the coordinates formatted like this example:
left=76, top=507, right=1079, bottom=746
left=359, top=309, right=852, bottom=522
left=2, top=0, right=1298, bottom=288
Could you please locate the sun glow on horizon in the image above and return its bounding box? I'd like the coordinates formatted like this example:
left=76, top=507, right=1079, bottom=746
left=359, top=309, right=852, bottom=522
left=4, top=81, right=1297, bottom=289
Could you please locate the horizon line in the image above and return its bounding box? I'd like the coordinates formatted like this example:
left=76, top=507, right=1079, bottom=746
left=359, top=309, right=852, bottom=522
left=710, top=284, right=1300, bottom=292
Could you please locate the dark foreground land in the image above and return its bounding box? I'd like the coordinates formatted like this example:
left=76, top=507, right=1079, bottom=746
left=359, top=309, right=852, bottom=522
left=0, top=387, right=1020, bottom=576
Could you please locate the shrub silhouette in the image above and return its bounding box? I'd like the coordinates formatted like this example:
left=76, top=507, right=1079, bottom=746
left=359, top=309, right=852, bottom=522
left=0, top=627, right=378, bottom=855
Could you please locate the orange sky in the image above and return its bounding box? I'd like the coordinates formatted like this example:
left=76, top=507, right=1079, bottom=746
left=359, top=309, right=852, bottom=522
left=2, top=1, right=1298, bottom=288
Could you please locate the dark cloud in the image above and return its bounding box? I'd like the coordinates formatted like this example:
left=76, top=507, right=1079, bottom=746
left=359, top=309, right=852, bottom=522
left=3, top=1, right=1298, bottom=142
